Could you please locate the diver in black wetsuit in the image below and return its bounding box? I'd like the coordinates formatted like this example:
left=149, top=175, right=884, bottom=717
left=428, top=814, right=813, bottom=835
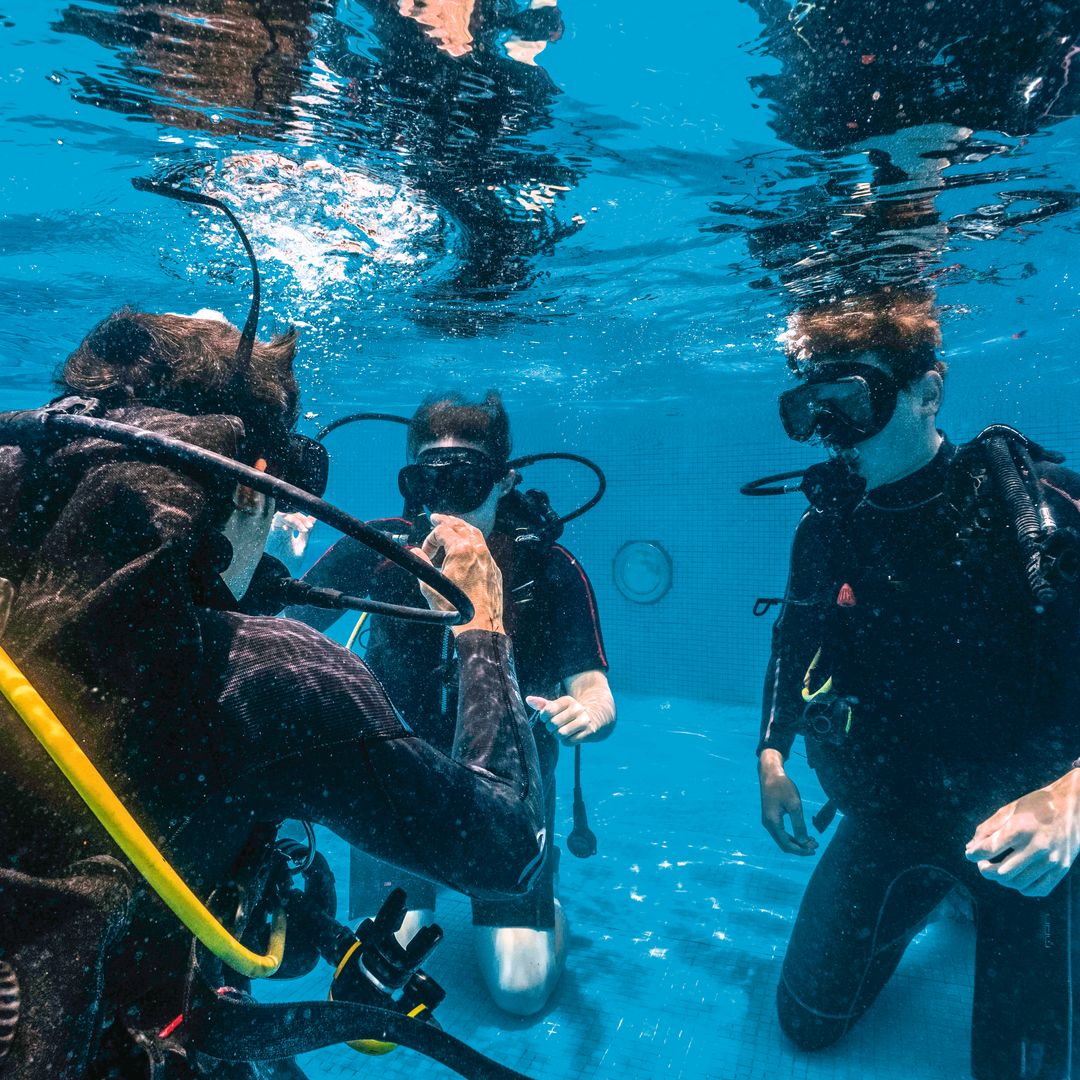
left=0, top=309, right=546, bottom=1076
left=285, top=391, right=615, bottom=1015
left=756, top=290, right=1080, bottom=1079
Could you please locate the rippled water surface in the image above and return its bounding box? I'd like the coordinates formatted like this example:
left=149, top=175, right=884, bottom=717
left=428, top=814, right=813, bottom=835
left=3, top=0, right=1079, bottom=410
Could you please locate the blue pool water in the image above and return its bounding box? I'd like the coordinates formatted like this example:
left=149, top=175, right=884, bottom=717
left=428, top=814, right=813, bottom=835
left=3, top=1, right=1080, bottom=1077
left=260, top=694, right=975, bottom=1080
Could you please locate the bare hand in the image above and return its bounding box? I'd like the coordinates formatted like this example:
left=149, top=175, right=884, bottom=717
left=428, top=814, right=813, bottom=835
left=526, top=694, right=602, bottom=746
left=270, top=511, right=316, bottom=560
left=759, top=750, right=818, bottom=856
left=415, top=514, right=504, bottom=635
left=965, top=770, right=1080, bottom=897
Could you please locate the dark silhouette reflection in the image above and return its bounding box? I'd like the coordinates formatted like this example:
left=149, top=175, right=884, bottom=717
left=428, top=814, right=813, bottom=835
left=52, top=1, right=328, bottom=135
left=743, top=0, right=1080, bottom=151
left=709, top=141, right=1080, bottom=301
left=53, top=0, right=585, bottom=334
left=723, top=0, right=1080, bottom=305
left=318, top=0, right=582, bottom=333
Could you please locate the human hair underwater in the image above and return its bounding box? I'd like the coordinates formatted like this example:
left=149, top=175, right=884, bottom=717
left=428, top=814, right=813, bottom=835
left=0, top=178, right=554, bottom=1080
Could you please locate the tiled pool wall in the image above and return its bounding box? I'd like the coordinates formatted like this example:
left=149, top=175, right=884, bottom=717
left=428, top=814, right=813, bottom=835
left=307, top=365, right=1080, bottom=706
left=11, top=362, right=1080, bottom=706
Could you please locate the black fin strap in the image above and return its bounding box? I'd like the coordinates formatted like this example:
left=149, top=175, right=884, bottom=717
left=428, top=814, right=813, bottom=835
left=184, top=990, right=534, bottom=1080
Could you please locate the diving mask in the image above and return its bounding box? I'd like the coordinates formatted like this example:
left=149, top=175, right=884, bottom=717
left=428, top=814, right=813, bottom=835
left=398, top=448, right=508, bottom=516
left=272, top=433, right=329, bottom=512
left=778, top=362, right=903, bottom=448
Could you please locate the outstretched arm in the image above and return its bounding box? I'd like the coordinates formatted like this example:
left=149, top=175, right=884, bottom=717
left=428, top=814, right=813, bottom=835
left=239, top=516, right=546, bottom=899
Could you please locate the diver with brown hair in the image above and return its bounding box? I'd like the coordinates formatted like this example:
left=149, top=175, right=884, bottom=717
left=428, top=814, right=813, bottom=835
left=754, top=289, right=1080, bottom=1078
left=0, top=304, right=546, bottom=1077
left=286, top=390, right=615, bottom=1016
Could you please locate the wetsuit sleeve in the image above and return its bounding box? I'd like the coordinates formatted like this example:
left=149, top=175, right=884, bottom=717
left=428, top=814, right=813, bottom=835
left=539, top=545, right=609, bottom=679
left=758, top=510, right=832, bottom=759
left=235, top=554, right=291, bottom=616
left=220, top=616, right=546, bottom=899
left=282, top=536, right=382, bottom=634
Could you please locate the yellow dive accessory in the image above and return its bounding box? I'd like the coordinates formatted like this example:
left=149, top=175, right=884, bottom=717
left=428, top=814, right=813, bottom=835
left=323, top=886, right=447, bottom=1057
left=801, top=647, right=854, bottom=739
left=0, top=642, right=286, bottom=979
left=801, top=647, right=833, bottom=702
left=329, top=938, right=427, bottom=1057
left=344, top=1008, right=428, bottom=1057
left=346, top=611, right=369, bottom=652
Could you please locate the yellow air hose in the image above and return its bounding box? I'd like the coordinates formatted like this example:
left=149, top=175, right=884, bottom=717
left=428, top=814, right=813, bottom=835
left=0, top=642, right=286, bottom=979
left=345, top=611, right=369, bottom=652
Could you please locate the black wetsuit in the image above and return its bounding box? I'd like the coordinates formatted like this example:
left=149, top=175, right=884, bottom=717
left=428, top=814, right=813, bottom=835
left=286, top=517, right=608, bottom=928
left=4, top=602, right=547, bottom=1028
left=0, top=410, right=547, bottom=1074
left=760, top=436, right=1080, bottom=1080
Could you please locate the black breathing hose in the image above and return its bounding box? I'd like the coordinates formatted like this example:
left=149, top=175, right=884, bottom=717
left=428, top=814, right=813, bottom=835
left=316, top=412, right=410, bottom=441
left=739, top=469, right=808, bottom=497
left=0, top=408, right=474, bottom=626
left=505, top=452, right=606, bottom=530
left=315, top=414, right=608, bottom=531
left=131, top=177, right=261, bottom=366
left=1015, top=440, right=1058, bottom=536
left=985, top=435, right=1057, bottom=609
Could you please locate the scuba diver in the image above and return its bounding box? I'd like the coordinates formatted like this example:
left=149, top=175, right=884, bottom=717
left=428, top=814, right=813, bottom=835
left=284, top=391, right=615, bottom=1016
left=749, top=289, right=1080, bottom=1079
left=0, top=300, right=552, bottom=1077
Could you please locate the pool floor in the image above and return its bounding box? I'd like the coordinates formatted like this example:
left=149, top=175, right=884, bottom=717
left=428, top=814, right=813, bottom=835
left=257, top=694, right=975, bottom=1079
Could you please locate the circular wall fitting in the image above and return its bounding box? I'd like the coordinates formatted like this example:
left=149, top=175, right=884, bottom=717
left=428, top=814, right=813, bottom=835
left=612, top=540, right=673, bottom=604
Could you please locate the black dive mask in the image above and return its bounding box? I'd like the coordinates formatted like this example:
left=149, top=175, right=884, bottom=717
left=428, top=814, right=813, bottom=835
left=273, top=434, right=329, bottom=511
left=398, top=448, right=507, bottom=516
left=779, top=363, right=903, bottom=448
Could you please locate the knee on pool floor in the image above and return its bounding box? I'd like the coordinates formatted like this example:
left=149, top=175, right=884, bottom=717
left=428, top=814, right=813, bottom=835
left=776, top=971, right=851, bottom=1051
left=474, top=899, right=569, bottom=1016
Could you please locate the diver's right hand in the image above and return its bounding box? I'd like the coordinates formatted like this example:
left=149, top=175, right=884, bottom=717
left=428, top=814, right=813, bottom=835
left=416, top=514, right=505, bottom=636
left=759, top=750, right=818, bottom=856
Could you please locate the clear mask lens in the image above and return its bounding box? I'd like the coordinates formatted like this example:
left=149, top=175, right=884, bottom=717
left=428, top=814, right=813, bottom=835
left=779, top=376, right=877, bottom=442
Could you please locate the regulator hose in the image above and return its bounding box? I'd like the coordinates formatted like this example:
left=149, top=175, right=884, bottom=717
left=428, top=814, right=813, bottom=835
left=985, top=434, right=1057, bottom=609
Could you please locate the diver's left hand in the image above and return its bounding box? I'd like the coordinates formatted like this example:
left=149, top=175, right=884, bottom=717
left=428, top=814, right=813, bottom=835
left=965, top=769, right=1080, bottom=897
left=526, top=694, right=609, bottom=746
